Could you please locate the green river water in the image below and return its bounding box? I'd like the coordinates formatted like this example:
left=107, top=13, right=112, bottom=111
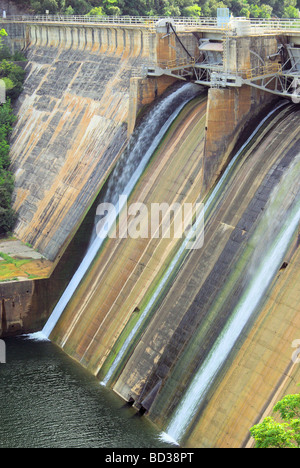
left=0, top=336, right=174, bottom=449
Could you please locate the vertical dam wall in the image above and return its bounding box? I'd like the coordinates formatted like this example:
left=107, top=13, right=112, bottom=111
left=5, top=20, right=187, bottom=263
left=0, top=19, right=299, bottom=448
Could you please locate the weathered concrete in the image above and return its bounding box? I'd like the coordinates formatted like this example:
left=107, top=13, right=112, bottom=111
left=1, top=19, right=299, bottom=450
left=4, top=21, right=184, bottom=263
left=0, top=187, right=99, bottom=338
left=0, top=279, right=48, bottom=336
left=50, top=96, right=207, bottom=377
left=188, top=236, right=300, bottom=448
left=203, top=35, right=279, bottom=190
left=109, top=105, right=300, bottom=446
left=0, top=20, right=203, bottom=340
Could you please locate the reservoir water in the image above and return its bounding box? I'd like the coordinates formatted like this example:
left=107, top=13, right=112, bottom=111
left=0, top=336, right=173, bottom=448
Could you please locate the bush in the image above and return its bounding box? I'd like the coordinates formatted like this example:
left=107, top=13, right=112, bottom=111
left=0, top=34, right=25, bottom=236
left=0, top=60, right=26, bottom=100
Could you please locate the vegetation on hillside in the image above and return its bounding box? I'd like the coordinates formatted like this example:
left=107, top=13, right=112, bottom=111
left=250, top=391, right=300, bottom=448
left=9, top=0, right=300, bottom=19
left=0, top=30, right=26, bottom=237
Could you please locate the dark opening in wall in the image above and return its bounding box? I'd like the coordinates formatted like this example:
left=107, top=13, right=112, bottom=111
left=280, top=261, right=289, bottom=270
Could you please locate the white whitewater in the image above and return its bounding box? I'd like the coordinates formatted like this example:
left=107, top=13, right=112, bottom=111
left=27, top=83, right=202, bottom=341
left=166, top=154, right=300, bottom=444
left=102, top=102, right=287, bottom=385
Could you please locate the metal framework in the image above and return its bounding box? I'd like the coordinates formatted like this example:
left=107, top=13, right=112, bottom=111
left=2, top=14, right=300, bottom=101
left=148, top=19, right=300, bottom=103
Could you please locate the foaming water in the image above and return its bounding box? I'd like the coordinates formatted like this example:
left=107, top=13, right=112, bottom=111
left=23, top=331, right=49, bottom=342
left=159, top=432, right=180, bottom=446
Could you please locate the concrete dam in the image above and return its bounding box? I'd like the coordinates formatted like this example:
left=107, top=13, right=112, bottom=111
left=0, top=15, right=300, bottom=448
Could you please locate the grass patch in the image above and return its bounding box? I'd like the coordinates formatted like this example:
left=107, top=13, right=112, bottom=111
left=0, top=252, right=35, bottom=280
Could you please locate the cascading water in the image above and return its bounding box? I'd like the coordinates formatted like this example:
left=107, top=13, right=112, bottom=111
left=164, top=153, right=300, bottom=444
left=101, top=102, right=287, bottom=386
left=28, top=83, right=203, bottom=341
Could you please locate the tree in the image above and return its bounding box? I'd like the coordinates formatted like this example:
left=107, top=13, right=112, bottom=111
left=65, top=5, right=75, bottom=13
left=249, top=3, right=273, bottom=17
left=13, top=0, right=300, bottom=17
left=86, top=5, right=104, bottom=14
left=250, top=392, right=300, bottom=448
left=0, top=60, right=26, bottom=100
left=0, top=29, right=24, bottom=237
left=284, top=5, right=300, bottom=17
left=182, top=4, right=202, bottom=15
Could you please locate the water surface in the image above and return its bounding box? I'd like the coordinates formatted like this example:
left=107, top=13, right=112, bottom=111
left=0, top=337, right=173, bottom=449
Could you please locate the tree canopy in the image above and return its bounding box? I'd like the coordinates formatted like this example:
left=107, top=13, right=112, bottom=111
left=0, top=30, right=26, bottom=236
left=11, top=0, right=300, bottom=18
left=250, top=392, right=300, bottom=448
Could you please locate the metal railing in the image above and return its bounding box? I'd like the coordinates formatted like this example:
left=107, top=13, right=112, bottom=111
left=241, top=63, right=282, bottom=79
left=1, top=15, right=300, bottom=32
left=158, top=57, right=196, bottom=69
left=1, top=15, right=218, bottom=27
left=248, top=17, right=300, bottom=31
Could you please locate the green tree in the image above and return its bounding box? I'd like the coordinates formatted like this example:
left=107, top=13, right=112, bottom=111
left=284, top=5, right=300, bottom=17
left=86, top=5, right=104, bottom=14
left=201, top=0, right=228, bottom=17
left=182, top=4, right=202, bottom=16
left=249, top=3, right=273, bottom=17
left=65, top=5, right=75, bottom=13
left=0, top=102, right=18, bottom=236
left=0, top=28, right=25, bottom=236
left=10, top=0, right=300, bottom=17
left=250, top=392, right=300, bottom=448
left=0, top=60, right=26, bottom=100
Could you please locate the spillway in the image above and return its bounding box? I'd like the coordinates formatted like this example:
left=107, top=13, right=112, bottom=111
left=23, top=93, right=300, bottom=447
left=167, top=162, right=300, bottom=443
left=3, top=16, right=300, bottom=450
left=108, top=102, right=300, bottom=447
left=50, top=87, right=208, bottom=375
left=37, top=83, right=203, bottom=340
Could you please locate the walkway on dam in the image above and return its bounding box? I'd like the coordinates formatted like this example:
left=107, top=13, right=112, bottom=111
left=2, top=15, right=300, bottom=36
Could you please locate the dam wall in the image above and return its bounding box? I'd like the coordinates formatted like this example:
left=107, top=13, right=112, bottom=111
left=204, top=35, right=279, bottom=190
left=109, top=104, right=300, bottom=446
left=0, top=18, right=299, bottom=449
left=3, top=20, right=278, bottom=264
left=3, top=20, right=180, bottom=263
left=50, top=92, right=207, bottom=376
left=189, top=233, right=300, bottom=448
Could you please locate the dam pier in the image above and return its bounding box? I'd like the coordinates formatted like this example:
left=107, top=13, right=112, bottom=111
left=0, top=13, right=300, bottom=448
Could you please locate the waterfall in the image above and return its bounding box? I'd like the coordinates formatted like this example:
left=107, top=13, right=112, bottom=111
left=165, top=153, right=300, bottom=444
left=27, top=83, right=203, bottom=341
left=102, top=102, right=287, bottom=384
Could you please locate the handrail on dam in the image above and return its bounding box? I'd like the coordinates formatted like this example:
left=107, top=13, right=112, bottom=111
left=2, top=15, right=300, bottom=33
